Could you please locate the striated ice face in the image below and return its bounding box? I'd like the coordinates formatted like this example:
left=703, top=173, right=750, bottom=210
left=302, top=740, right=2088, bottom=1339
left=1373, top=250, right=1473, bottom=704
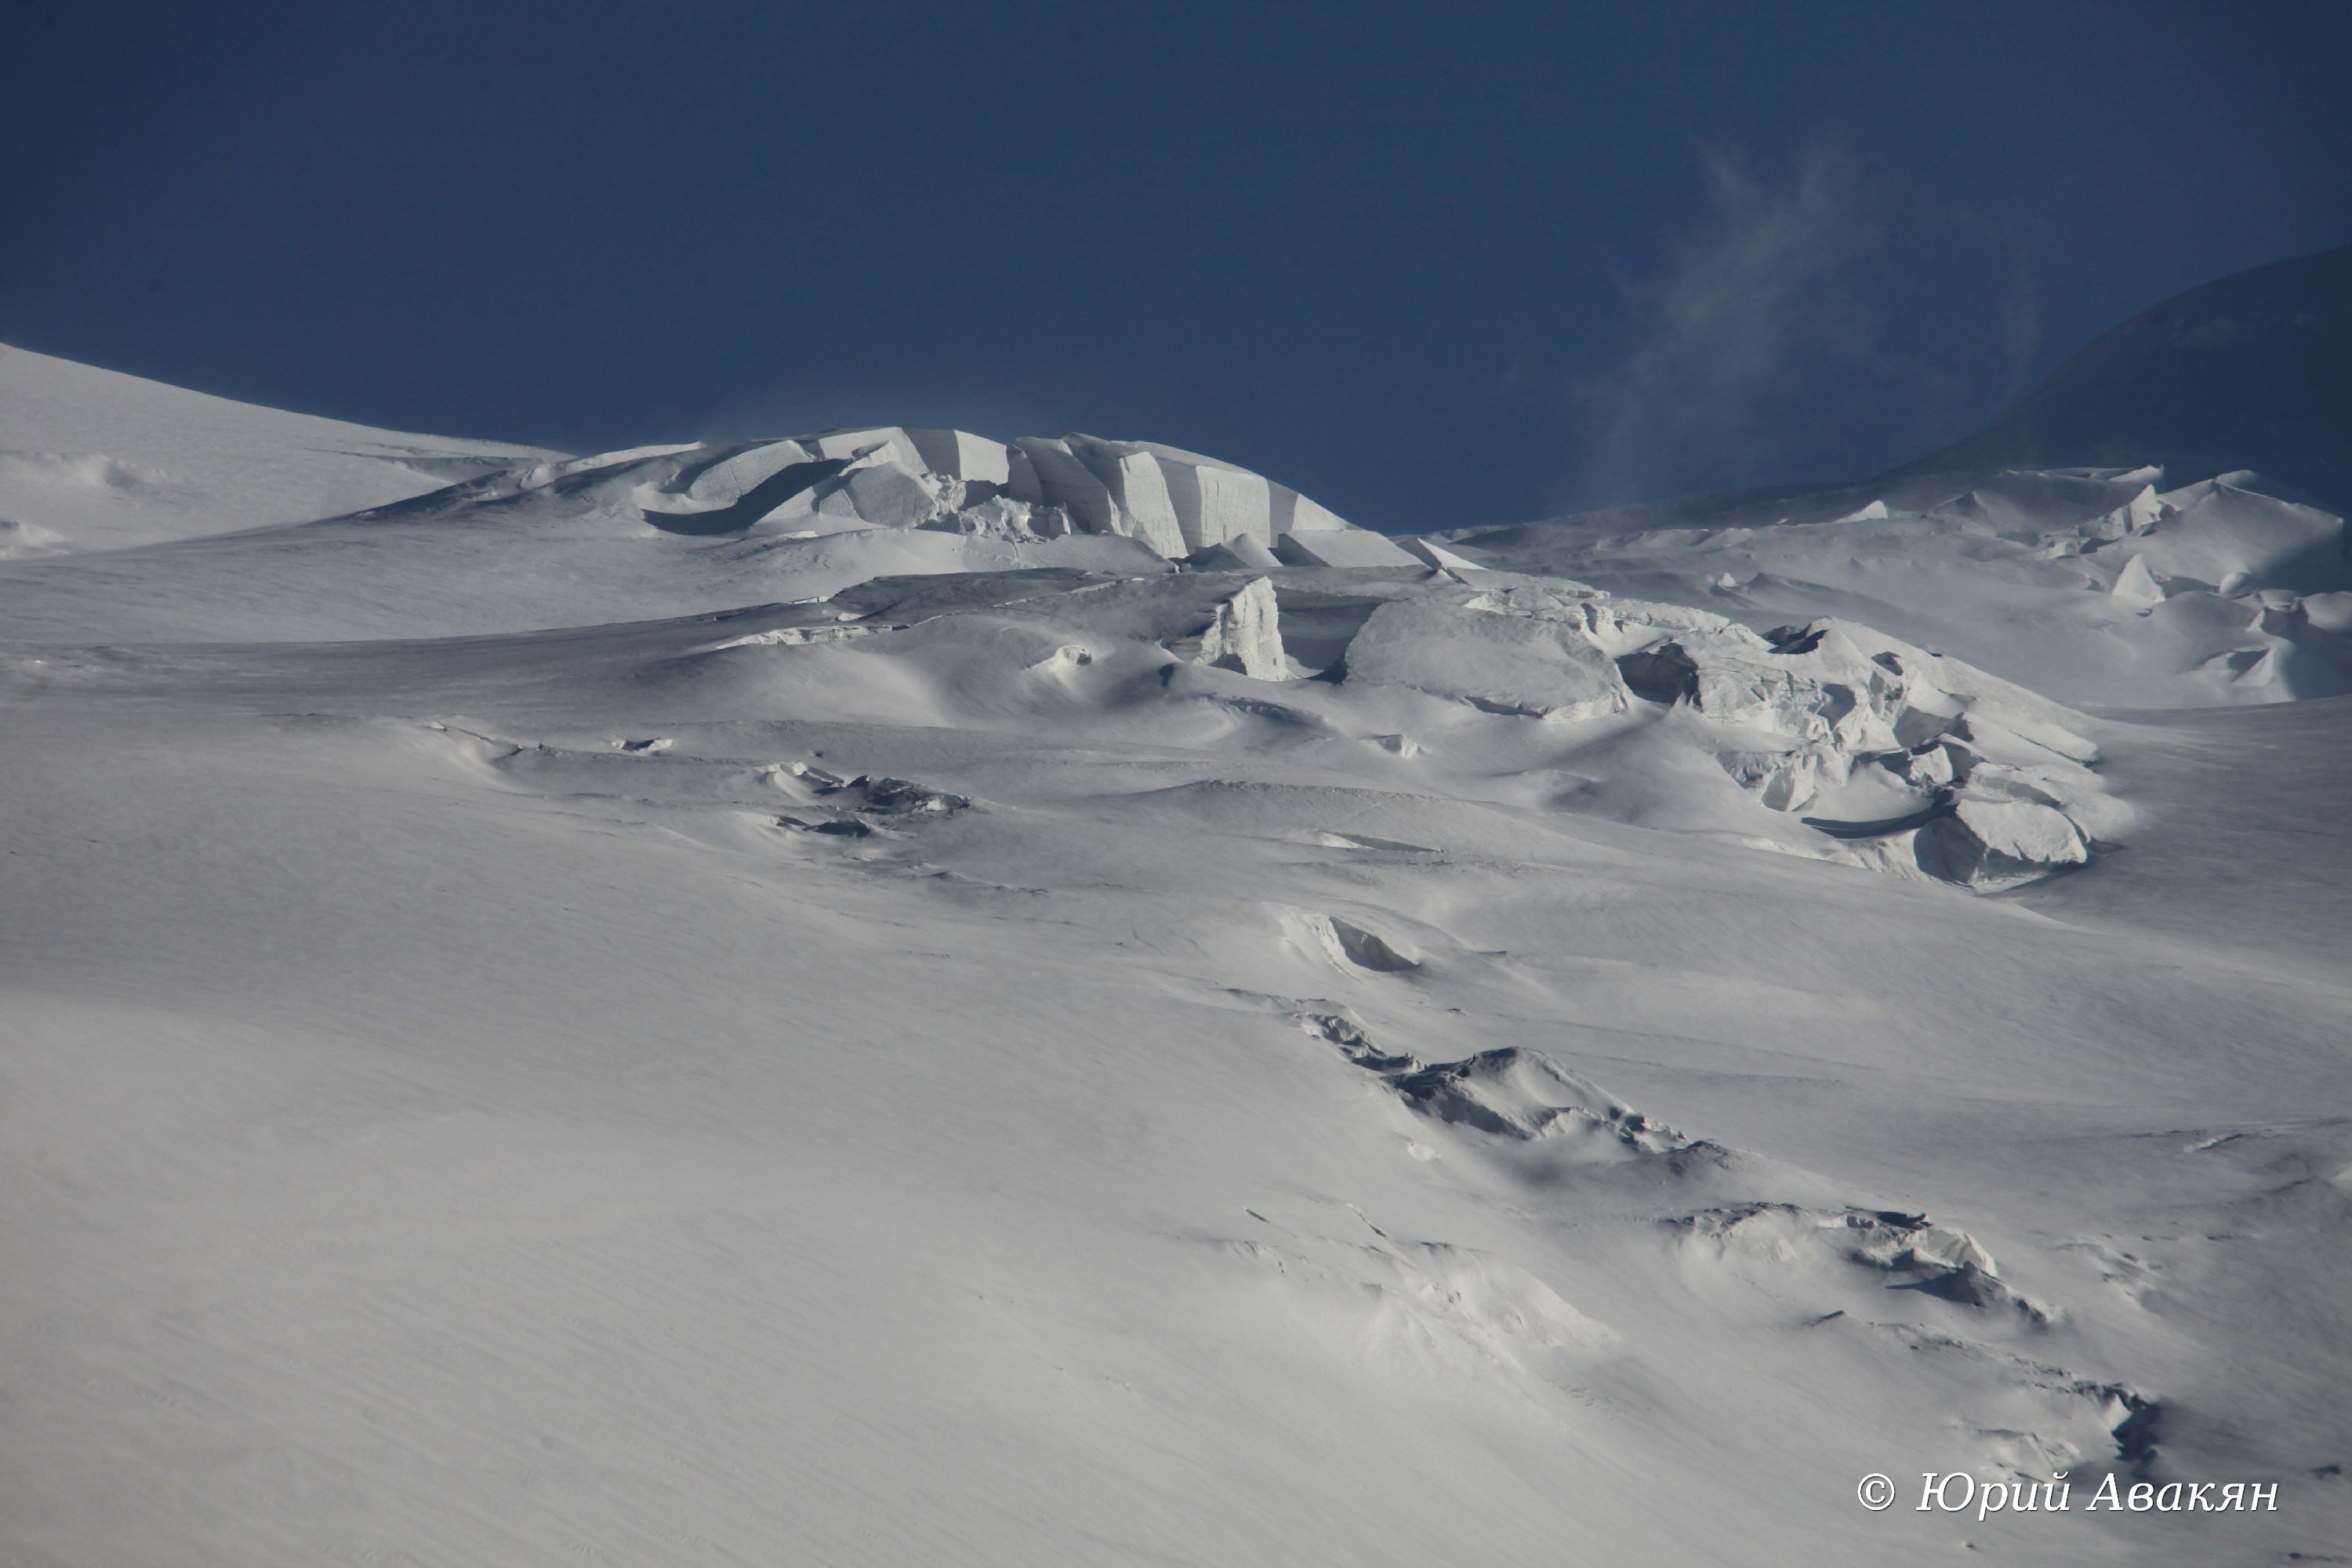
left=522, top=424, right=1406, bottom=562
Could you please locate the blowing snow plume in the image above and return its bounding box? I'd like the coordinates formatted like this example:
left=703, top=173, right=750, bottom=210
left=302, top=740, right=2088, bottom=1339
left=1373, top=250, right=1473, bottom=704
left=1566, top=144, right=2047, bottom=510
left=1569, top=144, right=1882, bottom=507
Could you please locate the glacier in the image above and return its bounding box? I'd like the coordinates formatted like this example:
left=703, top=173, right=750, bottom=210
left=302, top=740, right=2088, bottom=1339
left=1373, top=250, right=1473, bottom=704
left=0, top=248, right=2348, bottom=1566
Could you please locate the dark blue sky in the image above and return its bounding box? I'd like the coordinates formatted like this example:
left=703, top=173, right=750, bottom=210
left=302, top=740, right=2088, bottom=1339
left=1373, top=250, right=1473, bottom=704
left=6, top=2, right=2348, bottom=530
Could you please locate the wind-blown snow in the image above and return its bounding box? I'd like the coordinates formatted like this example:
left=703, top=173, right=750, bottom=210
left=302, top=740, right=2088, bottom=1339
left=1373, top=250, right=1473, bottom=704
left=3, top=292, right=2349, bottom=1566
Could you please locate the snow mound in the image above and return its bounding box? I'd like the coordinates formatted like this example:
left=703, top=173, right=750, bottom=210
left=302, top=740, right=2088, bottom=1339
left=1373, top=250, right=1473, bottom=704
left=1217, top=1223, right=1619, bottom=1377
left=1341, top=597, right=1628, bottom=721
left=2129, top=476, right=2347, bottom=594
left=1287, top=913, right=1421, bottom=973
left=1915, top=798, right=2088, bottom=889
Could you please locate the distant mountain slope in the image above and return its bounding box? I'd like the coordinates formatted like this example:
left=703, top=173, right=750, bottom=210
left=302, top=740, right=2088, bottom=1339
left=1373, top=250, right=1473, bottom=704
left=1895, top=243, right=2351, bottom=484
left=0, top=344, right=561, bottom=554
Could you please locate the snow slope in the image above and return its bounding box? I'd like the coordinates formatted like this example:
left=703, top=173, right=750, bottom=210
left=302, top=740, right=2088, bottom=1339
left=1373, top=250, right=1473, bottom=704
left=3, top=310, right=2348, bottom=1564
left=0, top=343, right=561, bottom=555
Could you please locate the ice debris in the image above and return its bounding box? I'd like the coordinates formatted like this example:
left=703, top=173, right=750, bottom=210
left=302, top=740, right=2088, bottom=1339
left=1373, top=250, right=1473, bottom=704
left=772, top=763, right=971, bottom=818
left=1675, top=1203, right=2053, bottom=1327
left=1281, top=568, right=2114, bottom=886
left=1301, top=1018, right=1723, bottom=1167
left=1166, top=576, right=1287, bottom=680
left=689, top=558, right=2118, bottom=888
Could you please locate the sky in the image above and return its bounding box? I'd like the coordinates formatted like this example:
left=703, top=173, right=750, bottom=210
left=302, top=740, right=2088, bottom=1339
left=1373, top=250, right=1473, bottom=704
left=5, top=1, right=2349, bottom=532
